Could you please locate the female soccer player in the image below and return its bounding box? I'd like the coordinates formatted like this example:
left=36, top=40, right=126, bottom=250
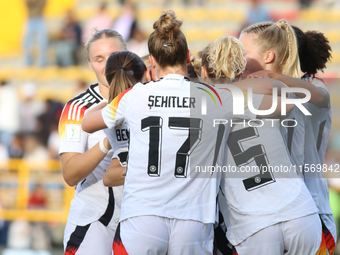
left=102, top=51, right=149, bottom=187
left=200, top=34, right=322, bottom=255
left=293, top=27, right=336, bottom=254
left=247, top=26, right=336, bottom=254
left=81, top=10, right=275, bottom=255
left=59, top=29, right=127, bottom=255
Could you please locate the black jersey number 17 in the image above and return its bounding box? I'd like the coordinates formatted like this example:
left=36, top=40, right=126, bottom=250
left=141, top=116, right=203, bottom=178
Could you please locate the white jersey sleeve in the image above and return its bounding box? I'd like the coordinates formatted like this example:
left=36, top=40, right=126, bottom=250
left=101, top=88, right=132, bottom=129
left=103, top=124, right=129, bottom=156
left=59, top=92, right=90, bottom=154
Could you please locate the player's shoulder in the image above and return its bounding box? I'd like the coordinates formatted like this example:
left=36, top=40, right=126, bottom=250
left=125, top=78, right=166, bottom=95
left=61, top=84, right=104, bottom=122
left=301, top=74, right=328, bottom=88
left=65, top=83, right=103, bottom=106
left=139, top=77, right=165, bottom=86
left=139, top=75, right=191, bottom=87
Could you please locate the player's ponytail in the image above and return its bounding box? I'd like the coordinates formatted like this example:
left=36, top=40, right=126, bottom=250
left=106, top=51, right=146, bottom=103
left=148, top=10, right=188, bottom=68
left=241, top=19, right=301, bottom=78
left=275, top=20, right=300, bottom=78
left=292, top=26, right=332, bottom=76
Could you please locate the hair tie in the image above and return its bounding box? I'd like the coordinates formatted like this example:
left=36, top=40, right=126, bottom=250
left=276, top=20, right=287, bottom=29
left=163, top=43, right=174, bottom=47
left=126, top=70, right=134, bottom=77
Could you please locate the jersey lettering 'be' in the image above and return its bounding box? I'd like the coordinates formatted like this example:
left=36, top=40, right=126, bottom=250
left=116, top=129, right=129, bottom=141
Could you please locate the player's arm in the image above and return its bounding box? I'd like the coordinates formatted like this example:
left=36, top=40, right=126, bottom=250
left=61, top=137, right=111, bottom=186
left=248, top=70, right=329, bottom=108
left=103, top=148, right=128, bottom=187
left=232, top=78, right=285, bottom=95
left=83, top=91, right=129, bottom=133
left=82, top=103, right=107, bottom=133
left=103, top=159, right=126, bottom=187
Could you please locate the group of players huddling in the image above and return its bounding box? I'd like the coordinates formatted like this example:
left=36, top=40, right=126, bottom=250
left=58, top=10, right=336, bottom=255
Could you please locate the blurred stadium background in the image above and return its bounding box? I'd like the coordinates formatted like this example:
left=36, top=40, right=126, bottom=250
left=0, top=0, right=340, bottom=254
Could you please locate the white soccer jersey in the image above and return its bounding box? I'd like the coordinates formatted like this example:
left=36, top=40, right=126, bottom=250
left=101, top=74, right=264, bottom=224
left=302, top=75, right=333, bottom=215
left=280, top=95, right=306, bottom=173
left=59, top=84, right=127, bottom=230
left=219, top=120, right=318, bottom=245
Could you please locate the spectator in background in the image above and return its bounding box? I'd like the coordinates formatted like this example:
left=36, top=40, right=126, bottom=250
left=47, top=123, right=60, bottom=159
left=9, top=133, right=25, bottom=159
left=0, top=199, right=10, bottom=246
left=23, top=134, right=49, bottom=161
left=24, top=0, right=48, bottom=66
left=7, top=220, right=31, bottom=249
left=19, top=82, right=44, bottom=135
left=54, top=10, right=82, bottom=66
left=28, top=184, right=47, bottom=209
left=0, top=80, right=20, bottom=152
left=113, top=1, right=136, bottom=41
left=36, top=99, right=63, bottom=147
left=127, top=26, right=148, bottom=57
left=300, top=0, right=312, bottom=9
left=245, top=0, right=271, bottom=26
left=0, top=142, right=8, bottom=161
left=183, top=0, right=203, bottom=6
left=83, top=3, right=113, bottom=42
left=28, top=184, right=52, bottom=250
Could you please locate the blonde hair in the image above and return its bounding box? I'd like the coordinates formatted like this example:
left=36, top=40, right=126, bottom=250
left=141, top=54, right=151, bottom=67
left=148, top=10, right=188, bottom=68
left=84, top=29, right=127, bottom=61
left=199, top=36, right=246, bottom=79
left=241, top=19, right=301, bottom=78
left=192, top=51, right=203, bottom=77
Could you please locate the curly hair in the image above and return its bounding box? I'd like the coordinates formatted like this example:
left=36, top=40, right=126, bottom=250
left=292, top=26, right=332, bottom=75
left=199, top=36, right=246, bottom=80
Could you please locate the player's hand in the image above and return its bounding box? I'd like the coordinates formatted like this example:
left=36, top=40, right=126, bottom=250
left=121, top=169, right=126, bottom=176
left=103, top=137, right=112, bottom=151
left=241, top=69, right=251, bottom=79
